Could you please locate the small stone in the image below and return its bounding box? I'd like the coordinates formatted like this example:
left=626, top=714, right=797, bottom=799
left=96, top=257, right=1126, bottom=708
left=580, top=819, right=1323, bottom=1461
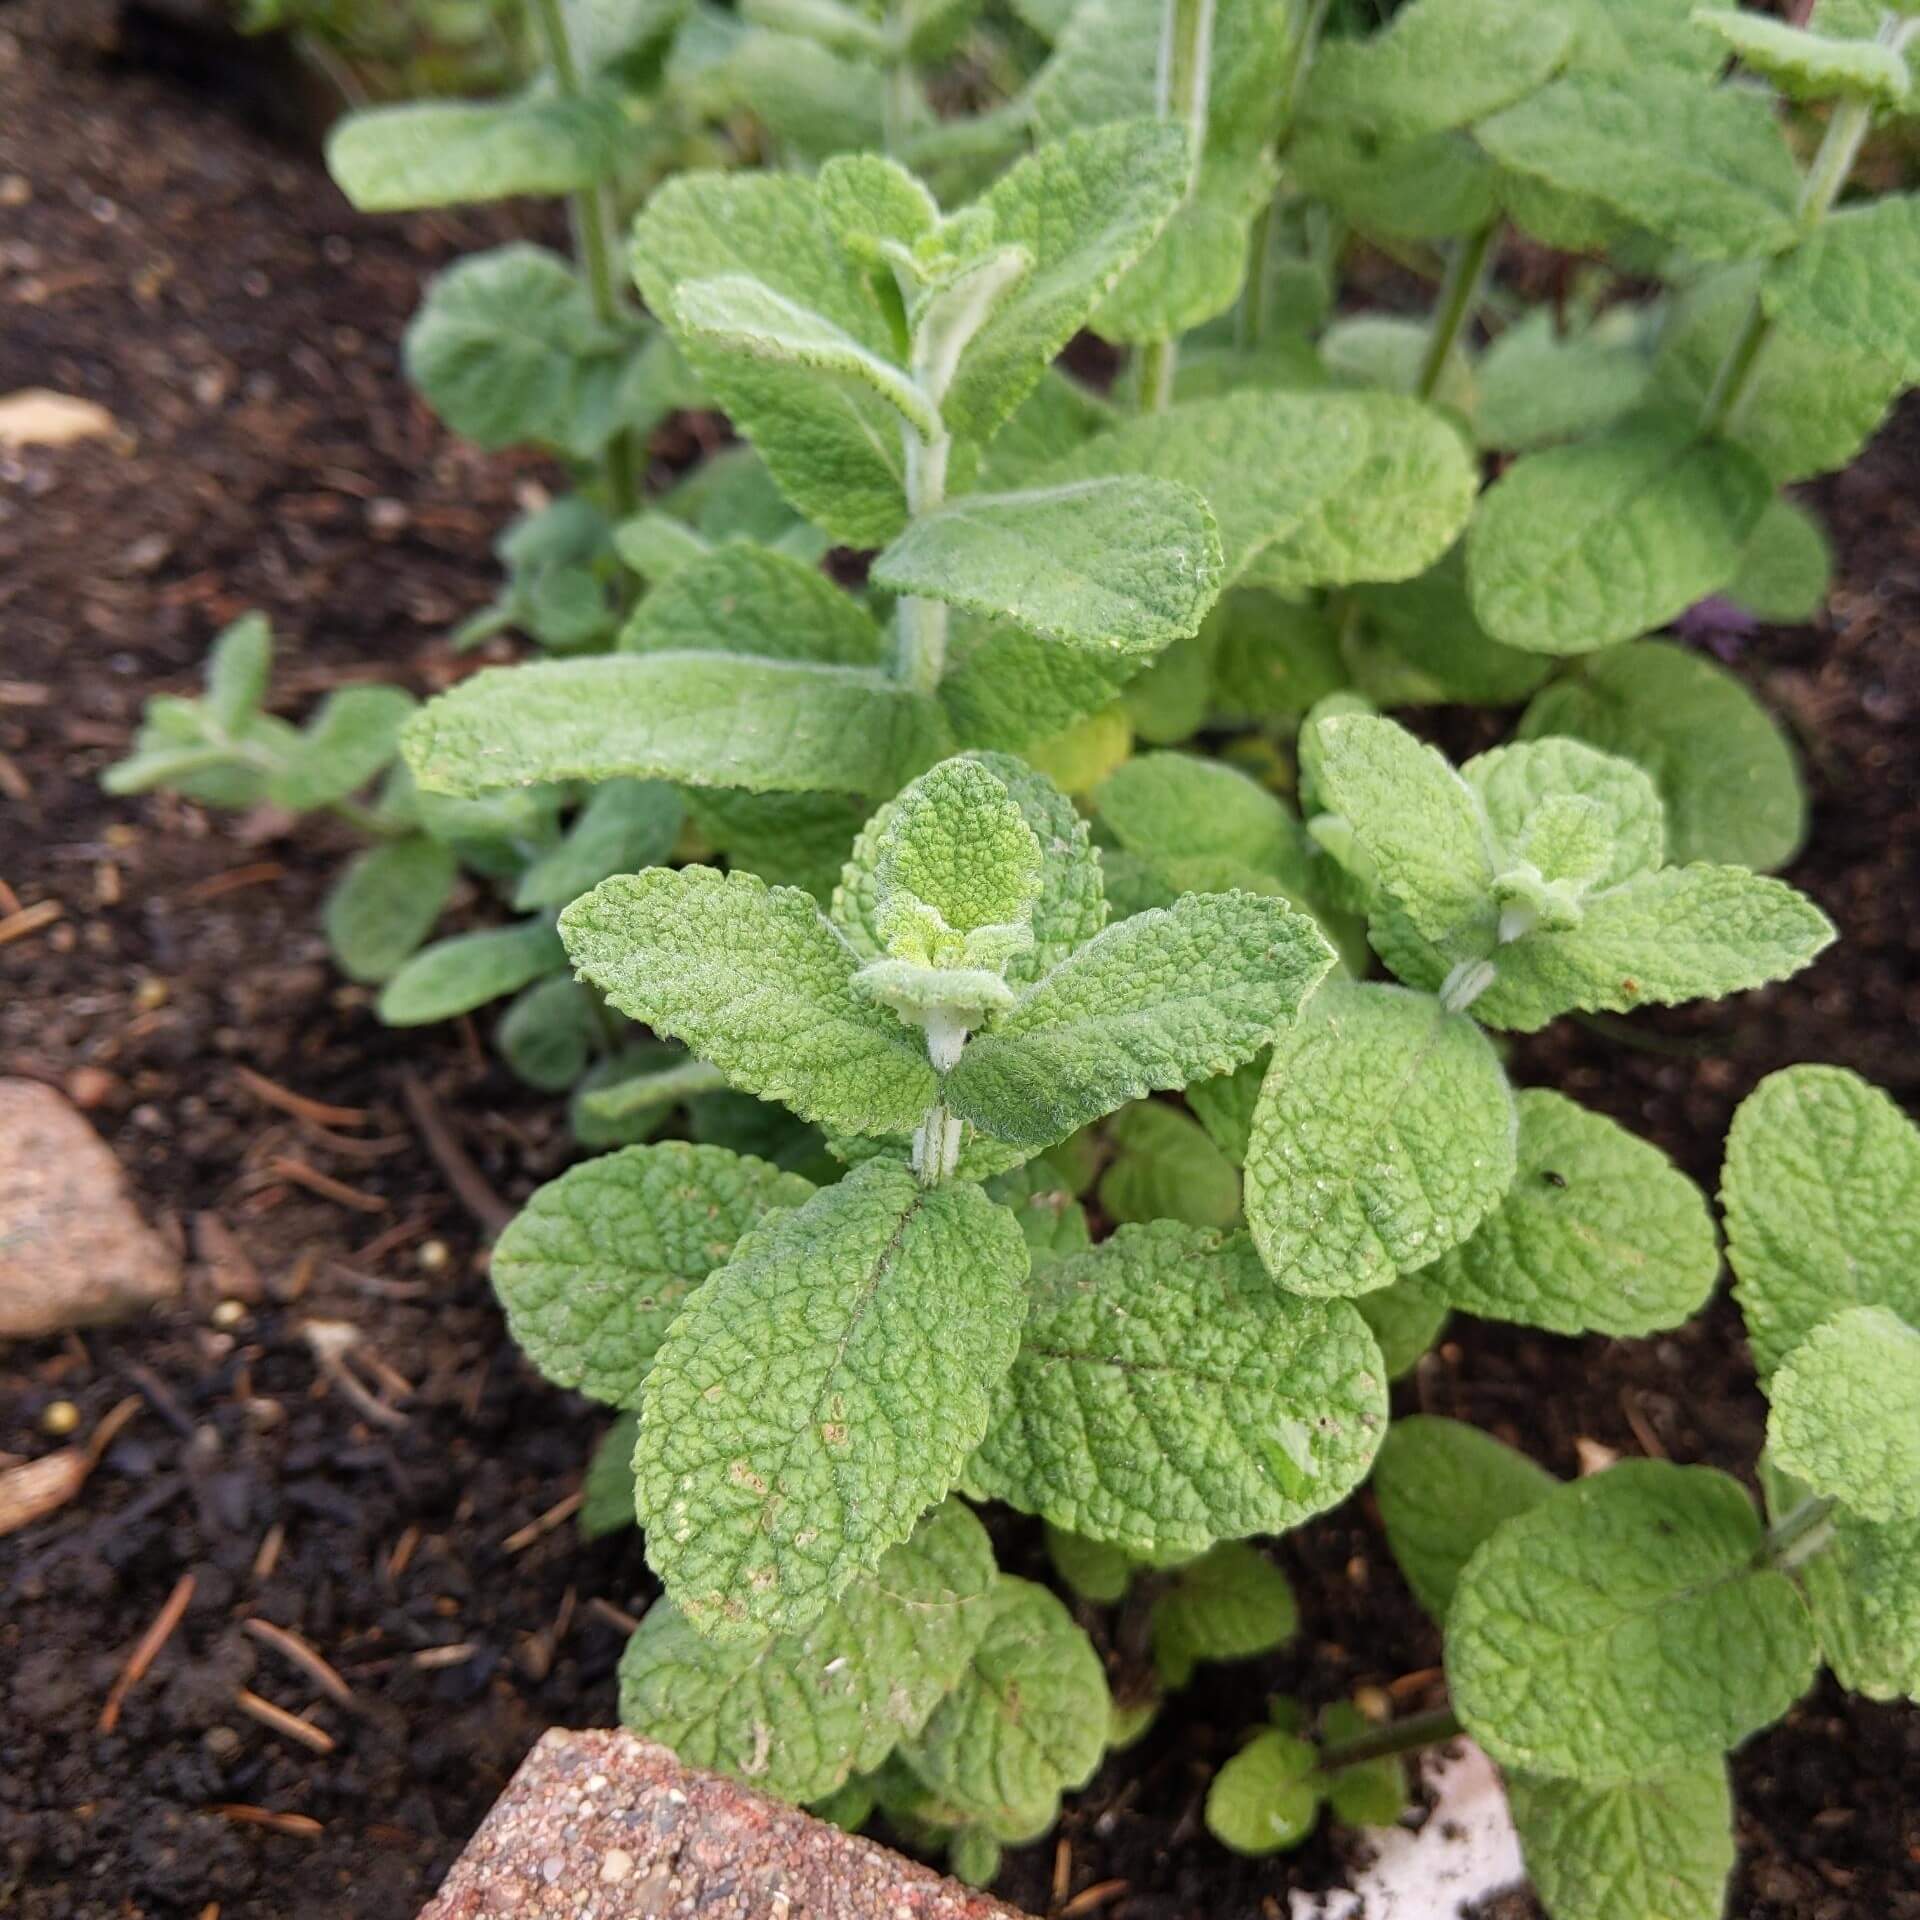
left=63, top=1065, right=116, bottom=1110
left=209, top=1299, right=247, bottom=1329
left=1574, top=1436, right=1620, bottom=1476
left=598, top=1850, right=633, bottom=1884
left=0, top=1080, right=181, bottom=1338
left=0, top=388, right=115, bottom=449
left=417, top=1239, right=451, bottom=1273
left=40, top=1400, right=80, bottom=1437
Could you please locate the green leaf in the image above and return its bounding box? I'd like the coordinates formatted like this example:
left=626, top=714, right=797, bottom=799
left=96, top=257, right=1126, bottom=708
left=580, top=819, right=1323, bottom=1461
left=635, top=1162, right=1028, bottom=1640
left=1474, top=312, right=1652, bottom=454
left=326, top=91, right=629, bottom=210
left=1244, top=982, right=1517, bottom=1300
left=1652, top=265, right=1903, bottom=484
left=1290, top=122, right=1500, bottom=242
left=631, top=172, right=908, bottom=546
left=1448, top=1461, right=1819, bottom=1782
left=580, top=1410, right=642, bottom=1540
left=403, top=654, right=950, bottom=800
left=967, top=1222, right=1387, bottom=1556
left=986, top=1162, right=1092, bottom=1266
left=1098, top=1101, right=1241, bottom=1231
left=513, top=780, right=685, bottom=913
left=1309, top=713, right=1497, bottom=950
left=1697, top=9, right=1910, bottom=105
left=1205, top=1730, right=1320, bottom=1856
left=1355, top=1274, right=1451, bottom=1381
left=1765, top=1462, right=1920, bottom=1704
left=1048, top=392, right=1475, bottom=593
left=945, top=893, right=1335, bottom=1149
left=1507, top=1766, right=1735, bottom=1920
left=497, top=975, right=598, bottom=1092
left=1304, top=0, right=1575, bottom=144
left=492, top=1141, right=814, bottom=1407
left=619, top=544, right=887, bottom=667
left=1477, top=70, right=1801, bottom=262
left=1519, top=640, right=1807, bottom=870
left=896, top=1576, right=1109, bottom=1839
left=1319, top=313, right=1477, bottom=417
left=1045, top=1522, right=1133, bottom=1603
left=1724, top=1067, right=1920, bottom=1380
left=1559, top=0, right=1725, bottom=75
left=1769, top=1306, right=1920, bottom=1523
left=1433, top=1090, right=1717, bottom=1337
left=871, top=479, right=1224, bottom=658
left=561, top=865, right=938, bottom=1137
left=205, top=614, right=272, bottom=732
left=1764, top=195, right=1920, bottom=384
left=1466, top=414, right=1773, bottom=656
left=267, top=686, right=414, bottom=811
left=323, top=836, right=458, bottom=985
left=1319, top=1701, right=1410, bottom=1828
left=973, top=369, right=1117, bottom=490
left=687, top=789, right=868, bottom=899
left=377, top=920, right=566, bottom=1027
left=1095, top=752, right=1317, bottom=902
left=1372, top=1414, right=1558, bottom=1621
left=834, top=753, right=1106, bottom=991
left=1209, top=594, right=1348, bottom=722
left=1467, top=864, right=1834, bottom=1032
left=943, top=120, right=1190, bottom=445
left=1350, top=549, right=1555, bottom=708
left=613, top=510, right=709, bottom=584
left=1150, top=1542, right=1297, bottom=1688
left=405, top=245, right=612, bottom=452
left=1726, top=495, right=1833, bottom=624
left=618, top=1498, right=998, bottom=1802
left=872, top=758, right=1043, bottom=942
left=936, top=616, right=1135, bottom=756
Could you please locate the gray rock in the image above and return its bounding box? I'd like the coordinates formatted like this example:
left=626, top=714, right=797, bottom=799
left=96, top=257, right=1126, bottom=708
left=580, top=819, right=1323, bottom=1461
left=0, top=1078, right=180, bottom=1339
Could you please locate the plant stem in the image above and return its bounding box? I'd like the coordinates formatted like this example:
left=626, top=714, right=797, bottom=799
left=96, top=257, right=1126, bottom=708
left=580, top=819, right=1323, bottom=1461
left=1278, top=0, right=1333, bottom=132
left=1319, top=1705, right=1464, bottom=1771
left=895, top=429, right=951, bottom=693
left=1135, top=0, right=1218, bottom=409
left=1416, top=217, right=1497, bottom=404
left=1699, top=21, right=1902, bottom=435
left=1761, top=1493, right=1838, bottom=1571
left=884, top=57, right=919, bottom=157
left=530, top=0, right=639, bottom=522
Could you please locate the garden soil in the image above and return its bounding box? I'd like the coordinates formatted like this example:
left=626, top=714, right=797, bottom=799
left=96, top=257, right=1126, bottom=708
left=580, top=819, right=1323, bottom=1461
left=2, top=8, right=1916, bottom=1917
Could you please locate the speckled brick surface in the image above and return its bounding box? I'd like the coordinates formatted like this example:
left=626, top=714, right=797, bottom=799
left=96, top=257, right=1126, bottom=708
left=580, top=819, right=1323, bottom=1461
left=418, top=1729, right=1032, bottom=1919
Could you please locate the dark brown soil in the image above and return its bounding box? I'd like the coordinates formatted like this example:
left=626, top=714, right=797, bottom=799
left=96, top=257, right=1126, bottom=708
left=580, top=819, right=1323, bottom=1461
left=2, top=9, right=1916, bottom=1918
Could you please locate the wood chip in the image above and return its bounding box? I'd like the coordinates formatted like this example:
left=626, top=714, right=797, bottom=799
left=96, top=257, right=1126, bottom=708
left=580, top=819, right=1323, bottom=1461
left=401, top=1071, right=511, bottom=1237
left=233, top=1687, right=336, bottom=1754
left=0, top=1448, right=88, bottom=1539
left=99, top=1573, right=196, bottom=1731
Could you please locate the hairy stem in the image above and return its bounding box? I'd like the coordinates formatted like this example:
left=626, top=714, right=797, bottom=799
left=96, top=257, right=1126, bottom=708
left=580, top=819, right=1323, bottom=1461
left=895, top=428, right=952, bottom=693
left=1761, top=1493, right=1838, bottom=1571
left=1699, top=19, right=1906, bottom=435
left=530, top=0, right=639, bottom=522
left=1135, top=0, right=1218, bottom=409
left=1416, top=217, right=1497, bottom=404
left=1319, top=1704, right=1464, bottom=1771
left=884, top=56, right=919, bottom=157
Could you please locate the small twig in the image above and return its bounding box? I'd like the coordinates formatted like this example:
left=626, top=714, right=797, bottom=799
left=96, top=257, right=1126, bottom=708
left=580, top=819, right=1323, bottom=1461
left=233, top=1687, right=337, bottom=1754
left=351, top=1212, right=436, bottom=1265
left=301, top=1321, right=408, bottom=1431
left=586, top=1597, right=641, bottom=1636
left=1620, top=1387, right=1669, bottom=1461
left=385, top=1524, right=422, bottom=1585
left=401, top=1071, right=512, bottom=1237
left=0, top=899, right=64, bottom=948
left=1059, top=1882, right=1130, bottom=1919
left=100, top=1573, right=196, bottom=1731
left=212, top=1805, right=324, bottom=1838
left=253, top=1521, right=286, bottom=1582
left=501, top=1490, right=584, bottom=1555
left=178, top=862, right=287, bottom=905
left=84, top=1396, right=143, bottom=1470
left=232, top=1065, right=369, bottom=1130
left=266, top=1157, right=388, bottom=1215
left=243, top=1619, right=359, bottom=1710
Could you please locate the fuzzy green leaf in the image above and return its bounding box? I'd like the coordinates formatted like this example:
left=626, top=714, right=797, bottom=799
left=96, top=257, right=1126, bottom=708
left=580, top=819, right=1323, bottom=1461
left=1727, top=496, right=1833, bottom=624
left=562, top=865, right=938, bottom=1137
left=1095, top=752, right=1317, bottom=902
left=1724, top=1066, right=1920, bottom=1379
left=1355, top=1274, right=1452, bottom=1381
left=1519, top=640, right=1807, bottom=871
left=492, top=1141, right=814, bottom=1408
left=1448, top=1461, right=1819, bottom=1782
left=873, top=758, right=1043, bottom=944
left=1097, top=1101, right=1241, bottom=1231
left=580, top=1410, right=642, bottom=1540
left=631, top=172, right=907, bottom=545
left=268, top=686, right=414, bottom=811
left=403, top=654, right=949, bottom=800
left=1768, top=1307, right=1920, bottom=1523
left=1764, top=195, right=1920, bottom=384
left=497, top=975, right=598, bottom=1092
left=942, top=120, right=1191, bottom=444
left=327, top=91, right=629, bottom=210
left=1045, top=1522, right=1133, bottom=1603
left=1244, top=983, right=1516, bottom=1300
left=619, top=544, right=887, bottom=666
left=1477, top=70, right=1801, bottom=262
left=1349, top=551, right=1555, bottom=708
left=1507, top=1766, right=1736, bottom=1920
left=1467, top=414, right=1773, bottom=655
left=936, top=617, right=1135, bottom=756
left=1474, top=312, right=1652, bottom=454
left=1697, top=8, right=1910, bottom=103
left=636, top=1161, right=1028, bottom=1641
left=967, top=1222, right=1387, bottom=1556
left=1094, top=158, right=1276, bottom=344
left=1205, top=1730, right=1320, bottom=1856
left=1373, top=1415, right=1558, bottom=1621
left=945, top=893, right=1335, bottom=1149
left=513, top=781, right=685, bottom=913
left=376, top=920, right=566, bottom=1027
left=323, top=837, right=458, bottom=985
left=1433, top=1090, right=1717, bottom=1337
left=205, top=613, right=271, bottom=731
left=871, top=479, right=1224, bottom=658
left=618, top=1498, right=998, bottom=1801
left=896, top=1576, right=1110, bottom=1838
left=1150, top=1542, right=1297, bottom=1688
